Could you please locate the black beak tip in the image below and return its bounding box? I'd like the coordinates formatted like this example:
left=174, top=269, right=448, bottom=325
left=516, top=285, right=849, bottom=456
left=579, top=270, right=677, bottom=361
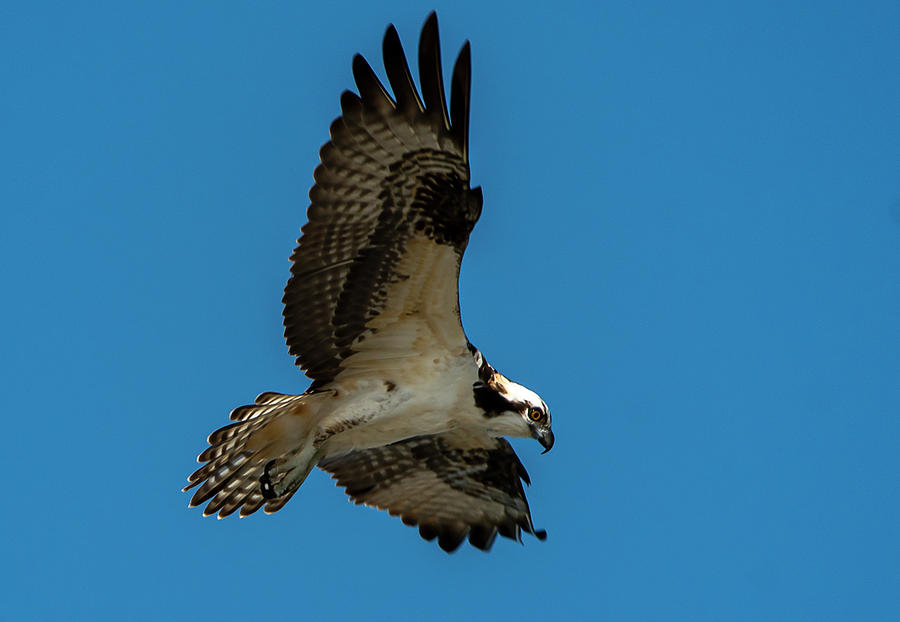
left=539, top=430, right=554, bottom=454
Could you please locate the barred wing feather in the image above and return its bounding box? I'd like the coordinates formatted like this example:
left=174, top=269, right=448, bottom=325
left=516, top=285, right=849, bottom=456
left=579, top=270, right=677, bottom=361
left=283, top=13, right=481, bottom=389
left=319, top=431, right=547, bottom=552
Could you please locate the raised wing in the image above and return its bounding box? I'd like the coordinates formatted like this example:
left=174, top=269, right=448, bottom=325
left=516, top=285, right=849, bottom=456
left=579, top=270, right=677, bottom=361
left=283, top=12, right=482, bottom=388
left=318, top=430, right=547, bottom=552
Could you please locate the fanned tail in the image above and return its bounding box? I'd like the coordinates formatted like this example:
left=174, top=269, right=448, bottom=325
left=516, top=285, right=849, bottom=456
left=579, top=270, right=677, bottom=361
left=183, top=392, right=316, bottom=518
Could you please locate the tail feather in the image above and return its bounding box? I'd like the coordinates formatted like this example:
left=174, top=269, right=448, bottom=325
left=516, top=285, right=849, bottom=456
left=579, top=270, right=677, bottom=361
left=184, top=392, right=315, bottom=519
left=238, top=492, right=267, bottom=517
left=229, top=392, right=304, bottom=422
left=198, top=415, right=270, bottom=464
left=253, top=391, right=308, bottom=406
left=191, top=449, right=262, bottom=509
left=200, top=457, right=269, bottom=517
left=262, top=489, right=298, bottom=514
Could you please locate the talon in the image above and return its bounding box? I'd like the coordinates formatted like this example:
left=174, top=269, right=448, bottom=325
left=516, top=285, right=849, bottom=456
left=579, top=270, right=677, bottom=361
left=260, top=459, right=277, bottom=499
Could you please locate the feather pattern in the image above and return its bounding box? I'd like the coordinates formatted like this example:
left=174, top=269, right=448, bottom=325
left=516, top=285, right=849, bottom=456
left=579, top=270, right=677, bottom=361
left=184, top=392, right=310, bottom=518
left=319, top=431, right=547, bottom=552
left=185, top=13, right=552, bottom=553
left=282, top=12, right=477, bottom=389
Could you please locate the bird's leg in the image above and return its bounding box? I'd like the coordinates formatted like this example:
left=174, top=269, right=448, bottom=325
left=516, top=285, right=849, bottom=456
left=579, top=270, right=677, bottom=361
left=260, top=442, right=324, bottom=499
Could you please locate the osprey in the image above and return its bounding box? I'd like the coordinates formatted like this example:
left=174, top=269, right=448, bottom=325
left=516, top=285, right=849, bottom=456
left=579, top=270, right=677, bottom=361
left=185, top=12, right=554, bottom=552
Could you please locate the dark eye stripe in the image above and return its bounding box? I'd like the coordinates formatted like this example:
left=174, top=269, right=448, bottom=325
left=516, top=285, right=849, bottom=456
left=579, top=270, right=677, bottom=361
left=473, top=381, right=517, bottom=416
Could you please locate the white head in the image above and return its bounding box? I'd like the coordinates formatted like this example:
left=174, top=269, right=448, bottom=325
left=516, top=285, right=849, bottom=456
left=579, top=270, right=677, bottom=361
left=470, top=347, right=554, bottom=452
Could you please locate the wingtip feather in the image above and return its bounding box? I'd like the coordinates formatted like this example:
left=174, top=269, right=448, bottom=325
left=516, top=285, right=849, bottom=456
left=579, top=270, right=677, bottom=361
left=382, top=21, right=424, bottom=116
left=352, top=55, right=394, bottom=113
left=418, top=11, right=450, bottom=130
left=450, top=40, right=472, bottom=159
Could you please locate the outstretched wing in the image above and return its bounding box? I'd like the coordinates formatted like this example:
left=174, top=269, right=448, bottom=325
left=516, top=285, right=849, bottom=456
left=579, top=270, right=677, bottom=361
left=318, top=430, right=547, bottom=552
left=283, top=12, right=482, bottom=388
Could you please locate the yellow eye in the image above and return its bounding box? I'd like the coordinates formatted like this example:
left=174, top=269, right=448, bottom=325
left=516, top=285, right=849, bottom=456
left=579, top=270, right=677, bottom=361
left=529, top=408, right=543, bottom=422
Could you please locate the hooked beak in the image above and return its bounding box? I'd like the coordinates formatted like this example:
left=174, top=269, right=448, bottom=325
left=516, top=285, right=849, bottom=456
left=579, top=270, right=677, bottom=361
left=535, top=428, right=555, bottom=454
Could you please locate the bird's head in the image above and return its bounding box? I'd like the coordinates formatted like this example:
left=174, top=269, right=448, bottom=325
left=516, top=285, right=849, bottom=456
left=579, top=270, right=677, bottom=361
left=501, top=379, right=554, bottom=454
left=470, top=347, right=554, bottom=453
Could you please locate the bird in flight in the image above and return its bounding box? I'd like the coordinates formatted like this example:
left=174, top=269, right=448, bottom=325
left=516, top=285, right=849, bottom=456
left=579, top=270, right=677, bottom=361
left=185, top=12, right=553, bottom=552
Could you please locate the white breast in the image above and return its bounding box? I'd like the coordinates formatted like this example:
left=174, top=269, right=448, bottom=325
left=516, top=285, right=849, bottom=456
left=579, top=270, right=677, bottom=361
left=318, top=349, right=481, bottom=456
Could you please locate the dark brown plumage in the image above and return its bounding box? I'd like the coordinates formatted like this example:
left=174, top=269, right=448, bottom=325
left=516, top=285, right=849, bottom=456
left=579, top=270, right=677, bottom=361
left=282, top=13, right=479, bottom=390
left=319, top=432, right=546, bottom=552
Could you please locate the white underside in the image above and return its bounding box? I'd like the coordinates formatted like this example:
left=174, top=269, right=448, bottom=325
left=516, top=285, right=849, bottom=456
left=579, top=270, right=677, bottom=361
left=318, top=355, right=477, bottom=455
left=311, top=236, right=527, bottom=455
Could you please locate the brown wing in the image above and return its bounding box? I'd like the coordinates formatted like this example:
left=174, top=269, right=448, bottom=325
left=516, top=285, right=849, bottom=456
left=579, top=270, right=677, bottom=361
left=318, top=430, right=548, bottom=552
left=283, top=12, right=481, bottom=388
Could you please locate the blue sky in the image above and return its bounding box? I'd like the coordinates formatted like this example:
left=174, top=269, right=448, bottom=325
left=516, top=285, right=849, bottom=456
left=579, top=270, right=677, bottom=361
left=2, top=1, right=898, bottom=620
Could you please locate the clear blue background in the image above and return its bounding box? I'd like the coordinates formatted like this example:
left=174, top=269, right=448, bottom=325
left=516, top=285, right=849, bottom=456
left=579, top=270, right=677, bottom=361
left=2, top=2, right=898, bottom=620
